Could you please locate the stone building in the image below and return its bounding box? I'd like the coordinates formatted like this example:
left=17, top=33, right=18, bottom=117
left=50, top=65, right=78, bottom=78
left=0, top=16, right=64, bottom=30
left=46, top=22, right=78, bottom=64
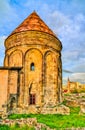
left=0, top=11, right=62, bottom=114
left=67, top=78, right=85, bottom=93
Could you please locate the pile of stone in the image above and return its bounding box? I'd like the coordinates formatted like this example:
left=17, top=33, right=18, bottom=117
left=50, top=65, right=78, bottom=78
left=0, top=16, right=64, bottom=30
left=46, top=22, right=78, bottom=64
left=64, top=93, right=85, bottom=114
left=0, top=118, right=56, bottom=130
left=41, top=104, right=70, bottom=115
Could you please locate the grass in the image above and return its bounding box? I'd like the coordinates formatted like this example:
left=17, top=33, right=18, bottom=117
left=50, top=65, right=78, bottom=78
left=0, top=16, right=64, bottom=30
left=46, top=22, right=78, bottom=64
left=1, top=107, right=85, bottom=129
left=8, top=113, right=32, bottom=119
left=10, top=124, right=35, bottom=130
left=0, top=125, right=9, bottom=130
left=8, top=107, right=85, bottom=129
left=33, top=113, right=85, bottom=128
left=82, top=95, right=85, bottom=98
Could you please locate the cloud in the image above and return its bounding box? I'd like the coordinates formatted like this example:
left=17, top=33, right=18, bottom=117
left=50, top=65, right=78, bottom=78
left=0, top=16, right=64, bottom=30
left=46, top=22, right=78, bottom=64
left=63, top=77, right=68, bottom=85
left=0, top=0, right=10, bottom=13
left=0, top=0, right=19, bottom=35
left=0, top=36, right=6, bottom=65
left=0, top=1, right=85, bottom=84
left=46, top=10, right=85, bottom=84
left=72, top=63, right=85, bottom=73
left=42, top=9, right=85, bottom=74
left=63, top=69, right=73, bottom=73
left=0, top=0, right=15, bottom=19
left=70, top=73, right=85, bottom=84
left=63, top=72, right=85, bottom=85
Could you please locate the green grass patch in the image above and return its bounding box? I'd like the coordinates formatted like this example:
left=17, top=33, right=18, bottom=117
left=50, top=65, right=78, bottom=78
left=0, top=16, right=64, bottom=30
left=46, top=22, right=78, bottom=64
left=0, top=124, right=9, bottom=130
left=34, top=114, right=85, bottom=128
left=82, top=96, right=85, bottom=98
left=10, top=124, right=35, bottom=130
left=70, top=106, right=80, bottom=114
left=64, top=93, right=70, bottom=96
left=8, top=113, right=32, bottom=119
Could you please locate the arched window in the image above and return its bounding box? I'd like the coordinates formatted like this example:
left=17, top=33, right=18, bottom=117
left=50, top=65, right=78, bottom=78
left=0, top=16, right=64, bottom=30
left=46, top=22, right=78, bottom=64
left=30, top=62, right=35, bottom=71
left=29, top=94, right=36, bottom=105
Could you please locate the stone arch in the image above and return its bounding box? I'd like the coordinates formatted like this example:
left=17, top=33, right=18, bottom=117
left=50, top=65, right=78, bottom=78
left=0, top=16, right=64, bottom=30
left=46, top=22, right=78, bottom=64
left=4, top=54, right=9, bottom=66
left=9, top=50, right=23, bottom=67
left=24, top=48, right=43, bottom=73
left=24, top=48, right=43, bottom=106
left=44, top=50, right=58, bottom=84
left=44, top=50, right=58, bottom=106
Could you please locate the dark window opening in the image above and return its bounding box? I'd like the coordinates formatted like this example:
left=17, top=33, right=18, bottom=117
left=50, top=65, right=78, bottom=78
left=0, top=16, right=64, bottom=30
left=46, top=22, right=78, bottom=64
left=30, top=63, right=35, bottom=71
left=10, top=97, right=16, bottom=110
left=29, top=94, right=36, bottom=105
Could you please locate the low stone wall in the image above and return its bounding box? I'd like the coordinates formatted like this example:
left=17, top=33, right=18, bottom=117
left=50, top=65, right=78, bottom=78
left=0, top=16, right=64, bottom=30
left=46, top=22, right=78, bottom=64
left=80, top=102, right=85, bottom=114
left=41, top=105, right=70, bottom=115
left=4, top=104, right=70, bottom=115
left=0, top=118, right=55, bottom=130
left=64, top=93, right=85, bottom=114
left=0, top=118, right=85, bottom=130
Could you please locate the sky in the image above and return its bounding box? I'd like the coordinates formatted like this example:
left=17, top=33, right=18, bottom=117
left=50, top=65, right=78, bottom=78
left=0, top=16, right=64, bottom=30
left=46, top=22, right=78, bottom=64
left=0, top=0, right=85, bottom=84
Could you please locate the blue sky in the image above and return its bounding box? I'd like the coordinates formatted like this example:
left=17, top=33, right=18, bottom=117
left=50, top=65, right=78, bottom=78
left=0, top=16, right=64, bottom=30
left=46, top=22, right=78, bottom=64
left=0, top=0, right=85, bottom=84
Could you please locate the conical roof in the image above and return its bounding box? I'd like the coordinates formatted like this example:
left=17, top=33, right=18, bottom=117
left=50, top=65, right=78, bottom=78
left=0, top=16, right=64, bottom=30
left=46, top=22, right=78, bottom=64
left=10, top=11, right=56, bottom=36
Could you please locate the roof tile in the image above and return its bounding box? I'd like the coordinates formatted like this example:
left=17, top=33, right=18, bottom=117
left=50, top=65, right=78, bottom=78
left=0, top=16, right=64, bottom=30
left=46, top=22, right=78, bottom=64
left=10, top=11, right=56, bottom=36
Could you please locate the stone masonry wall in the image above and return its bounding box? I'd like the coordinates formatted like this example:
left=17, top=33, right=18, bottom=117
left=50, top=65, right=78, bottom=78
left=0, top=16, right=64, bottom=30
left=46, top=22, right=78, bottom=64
left=0, top=70, right=8, bottom=110
left=4, top=31, right=62, bottom=113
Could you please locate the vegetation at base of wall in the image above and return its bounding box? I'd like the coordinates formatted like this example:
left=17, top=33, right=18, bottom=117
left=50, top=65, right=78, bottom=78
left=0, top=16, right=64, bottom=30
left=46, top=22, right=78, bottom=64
left=8, top=114, right=32, bottom=119
left=61, top=99, right=67, bottom=105
left=64, top=93, right=70, bottom=96
left=82, top=95, right=85, bottom=98
left=8, top=107, right=85, bottom=129
left=71, top=89, right=78, bottom=93
left=0, top=124, right=9, bottom=130
left=79, top=90, right=85, bottom=93
left=71, top=89, right=85, bottom=93
left=70, top=106, right=80, bottom=114
left=10, top=124, right=35, bottom=130
left=0, top=124, right=35, bottom=130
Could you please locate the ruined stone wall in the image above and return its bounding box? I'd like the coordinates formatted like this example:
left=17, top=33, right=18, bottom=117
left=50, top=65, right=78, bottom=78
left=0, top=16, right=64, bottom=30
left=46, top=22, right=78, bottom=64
left=0, top=70, right=8, bottom=110
left=8, top=70, right=18, bottom=95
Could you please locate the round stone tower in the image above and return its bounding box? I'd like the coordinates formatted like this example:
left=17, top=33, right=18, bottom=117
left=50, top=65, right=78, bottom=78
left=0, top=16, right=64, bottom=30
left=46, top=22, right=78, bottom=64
left=4, top=11, right=62, bottom=113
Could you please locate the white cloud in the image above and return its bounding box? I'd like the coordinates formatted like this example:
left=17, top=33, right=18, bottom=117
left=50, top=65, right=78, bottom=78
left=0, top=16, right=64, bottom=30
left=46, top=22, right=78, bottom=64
left=0, top=0, right=19, bottom=35
left=0, top=36, right=6, bottom=66
left=45, top=10, right=85, bottom=84
left=0, top=36, right=6, bottom=42
left=0, top=1, right=85, bottom=84
left=70, top=73, right=85, bottom=84
left=63, top=77, right=68, bottom=85
left=0, top=0, right=14, bottom=20
left=72, top=63, right=85, bottom=73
